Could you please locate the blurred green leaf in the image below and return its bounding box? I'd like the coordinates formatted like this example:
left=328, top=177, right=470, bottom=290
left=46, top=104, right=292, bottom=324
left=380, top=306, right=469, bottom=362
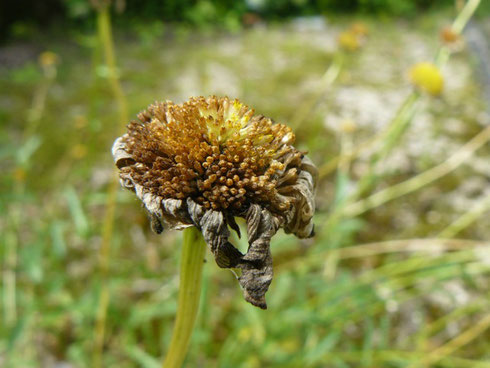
left=16, top=135, right=42, bottom=166
left=9, top=63, right=42, bottom=84
left=64, top=186, right=90, bottom=237
left=20, top=241, right=44, bottom=283
left=50, top=221, right=67, bottom=258
left=125, top=345, right=160, bottom=368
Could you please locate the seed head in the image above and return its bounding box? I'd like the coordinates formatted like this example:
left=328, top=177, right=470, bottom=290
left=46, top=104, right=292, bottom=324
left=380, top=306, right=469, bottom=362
left=440, top=26, right=459, bottom=44
left=112, top=96, right=317, bottom=308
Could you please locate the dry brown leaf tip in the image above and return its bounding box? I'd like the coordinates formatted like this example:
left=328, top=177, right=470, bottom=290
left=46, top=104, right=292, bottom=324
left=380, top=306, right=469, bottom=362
left=112, top=96, right=317, bottom=308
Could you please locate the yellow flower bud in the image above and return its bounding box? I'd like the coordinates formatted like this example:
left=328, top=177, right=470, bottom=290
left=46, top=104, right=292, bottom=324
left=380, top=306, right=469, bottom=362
left=71, top=144, right=88, bottom=159
left=13, top=168, right=26, bottom=183
left=340, top=119, right=357, bottom=134
left=409, top=62, right=444, bottom=96
left=38, top=51, right=59, bottom=67
left=350, top=22, right=369, bottom=37
left=338, top=31, right=360, bottom=52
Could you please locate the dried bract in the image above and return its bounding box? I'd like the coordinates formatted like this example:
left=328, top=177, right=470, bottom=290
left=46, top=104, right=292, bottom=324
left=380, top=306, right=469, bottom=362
left=112, top=96, right=317, bottom=308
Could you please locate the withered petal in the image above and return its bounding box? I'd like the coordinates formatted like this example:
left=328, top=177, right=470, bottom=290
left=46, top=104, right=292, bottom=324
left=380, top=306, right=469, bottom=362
left=237, top=204, right=279, bottom=309
left=276, top=156, right=317, bottom=239
left=160, top=198, right=193, bottom=230
left=187, top=199, right=242, bottom=269
left=199, top=210, right=230, bottom=254
left=131, top=182, right=193, bottom=231
left=225, top=213, right=241, bottom=239
left=147, top=210, right=164, bottom=234
left=112, top=135, right=135, bottom=169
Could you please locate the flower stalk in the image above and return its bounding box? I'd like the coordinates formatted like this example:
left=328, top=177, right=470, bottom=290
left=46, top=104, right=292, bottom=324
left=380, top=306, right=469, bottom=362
left=289, top=52, right=343, bottom=132
left=112, top=95, right=316, bottom=360
left=162, top=227, right=207, bottom=368
left=92, top=4, right=129, bottom=368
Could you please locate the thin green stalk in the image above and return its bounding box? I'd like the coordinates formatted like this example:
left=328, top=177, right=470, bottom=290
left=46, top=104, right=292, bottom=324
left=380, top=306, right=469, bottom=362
left=316, top=350, right=490, bottom=368
left=320, top=97, right=421, bottom=233
left=317, top=94, right=418, bottom=179
left=451, top=0, right=481, bottom=35
left=322, top=129, right=354, bottom=278
left=96, top=6, right=128, bottom=131
left=25, top=60, right=57, bottom=137
left=317, top=90, right=418, bottom=181
left=433, top=0, right=481, bottom=69
left=277, top=238, right=490, bottom=276
left=311, top=259, right=490, bottom=336
left=2, top=49, right=58, bottom=342
left=3, top=231, right=17, bottom=327
left=92, top=5, right=129, bottom=368
left=406, top=313, right=490, bottom=368
left=289, top=53, right=343, bottom=132
left=438, top=193, right=490, bottom=238
left=343, top=125, right=490, bottom=217
left=412, top=297, right=490, bottom=348
left=162, top=227, right=207, bottom=368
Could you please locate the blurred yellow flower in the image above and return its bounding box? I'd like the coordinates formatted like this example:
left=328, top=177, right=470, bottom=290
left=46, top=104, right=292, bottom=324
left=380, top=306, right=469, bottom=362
left=338, top=31, right=360, bottom=52
left=71, top=144, right=88, bottom=159
left=238, top=327, right=253, bottom=342
left=245, top=356, right=261, bottom=368
left=409, top=62, right=444, bottom=96
left=13, top=168, right=26, bottom=183
left=74, top=115, right=88, bottom=130
left=38, top=51, right=59, bottom=67
left=279, top=338, right=300, bottom=353
left=350, top=22, right=369, bottom=37
left=38, top=51, right=60, bottom=78
left=340, top=119, right=358, bottom=134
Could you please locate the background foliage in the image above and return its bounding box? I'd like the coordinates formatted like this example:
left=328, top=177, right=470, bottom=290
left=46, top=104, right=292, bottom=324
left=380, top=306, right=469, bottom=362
left=6, top=0, right=490, bottom=40
left=1, top=0, right=490, bottom=367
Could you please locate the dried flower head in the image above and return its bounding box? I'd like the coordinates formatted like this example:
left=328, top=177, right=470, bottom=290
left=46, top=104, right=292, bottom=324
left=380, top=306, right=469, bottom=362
left=113, top=96, right=317, bottom=309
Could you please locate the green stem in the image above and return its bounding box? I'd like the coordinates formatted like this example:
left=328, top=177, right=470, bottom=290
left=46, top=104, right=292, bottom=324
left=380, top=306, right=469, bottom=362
left=96, top=6, right=128, bottom=132
left=437, top=192, right=490, bottom=239
left=343, top=125, right=490, bottom=217
left=290, top=52, right=343, bottom=132
left=92, top=6, right=129, bottom=368
left=405, top=313, right=490, bottom=368
left=162, top=227, right=207, bottom=368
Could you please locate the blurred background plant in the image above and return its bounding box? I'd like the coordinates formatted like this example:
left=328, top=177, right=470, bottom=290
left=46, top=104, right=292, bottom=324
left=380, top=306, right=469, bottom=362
left=1, top=0, right=490, bottom=367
